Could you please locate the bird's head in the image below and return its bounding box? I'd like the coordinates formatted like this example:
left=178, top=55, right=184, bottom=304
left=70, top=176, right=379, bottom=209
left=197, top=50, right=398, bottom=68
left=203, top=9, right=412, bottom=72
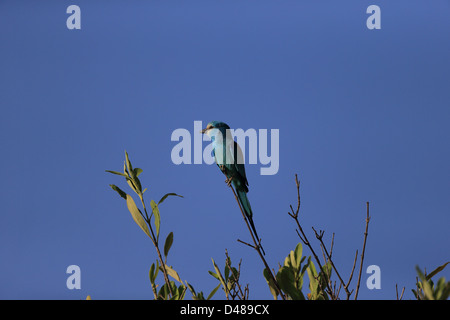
left=200, top=121, right=230, bottom=138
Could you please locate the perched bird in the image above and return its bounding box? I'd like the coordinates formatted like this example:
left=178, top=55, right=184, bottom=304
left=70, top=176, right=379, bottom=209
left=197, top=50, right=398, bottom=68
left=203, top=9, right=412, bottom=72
left=201, top=121, right=265, bottom=255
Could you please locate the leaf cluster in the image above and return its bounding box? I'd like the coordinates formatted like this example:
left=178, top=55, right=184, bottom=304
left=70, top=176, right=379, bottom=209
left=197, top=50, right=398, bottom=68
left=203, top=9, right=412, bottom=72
left=264, top=242, right=331, bottom=300
left=413, top=262, right=450, bottom=300
left=107, top=151, right=184, bottom=300
left=209, top=251, right=248, bottom=300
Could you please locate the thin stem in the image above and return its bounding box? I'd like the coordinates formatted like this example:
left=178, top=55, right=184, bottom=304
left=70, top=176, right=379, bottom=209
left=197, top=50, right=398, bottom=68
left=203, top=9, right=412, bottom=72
left=329, top=233, right=335, bottom=258
left=141, top=198, right=174, bottom=298
left=237, top=239, right=256, bottom=249
left=396, top=284, right=405, bottom=300
left=288, top=175, right=335, bottom=299
left=225, top=250, right=246, bottom=300
left=354, top=202, right=371, bottom=300
left=312, top=227, right=353, bottom=300
left=345, top=250, right=358, bottom=293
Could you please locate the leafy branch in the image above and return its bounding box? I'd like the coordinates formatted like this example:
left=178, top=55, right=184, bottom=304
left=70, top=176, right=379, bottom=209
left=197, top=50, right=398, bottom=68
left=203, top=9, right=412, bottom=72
left=209, top=250, right=249, bottom=300
left=106, top=155, right=448, bottom=301
left=106, top=151, right=184, bottom=299
left=413, top=262, right=450, bottom=300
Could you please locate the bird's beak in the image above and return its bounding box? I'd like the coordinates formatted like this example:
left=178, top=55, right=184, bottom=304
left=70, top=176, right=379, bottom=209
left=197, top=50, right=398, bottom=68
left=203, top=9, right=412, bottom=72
left=200, top=128, right=207, bottom=134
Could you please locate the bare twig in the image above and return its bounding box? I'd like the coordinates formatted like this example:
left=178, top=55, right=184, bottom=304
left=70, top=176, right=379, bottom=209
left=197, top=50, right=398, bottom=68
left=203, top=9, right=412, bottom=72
left=288, top=175, right=335, bottom=299
left=312, top=227, right=353, bottom=300
left=237, top=239, right=256, bottom=250
left=345, top=250, right=359, bottom=292
left=395, top=284, right=405, bottom=300
left=336, top=282, right=342, bottom=298
left=225, top=250, right=247, bottom=300
left=141, top=200, right=174, bottom=298
left=295, top=229, right=308, bottom=245
left=354, top=202, right=371, bottom=300
left=329, top=233, right=335, bottom=259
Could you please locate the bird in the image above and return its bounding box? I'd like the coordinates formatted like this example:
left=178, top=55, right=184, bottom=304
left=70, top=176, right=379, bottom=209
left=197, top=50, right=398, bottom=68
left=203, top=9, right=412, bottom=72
left=201, top=121, right=265, bottom=255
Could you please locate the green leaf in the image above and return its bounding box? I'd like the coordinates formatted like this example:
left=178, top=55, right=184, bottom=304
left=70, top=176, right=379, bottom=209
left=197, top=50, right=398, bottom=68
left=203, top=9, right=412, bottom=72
left=150, top=200, right=161, bottom=241
left=123, top=151, right=143, bottom=194
left=207, top=283, right=221, bottom=300
left=294, top=242, right=303, bottom=268
left=149, top=262, right=158, bottom=284
left=169, top=281, right=178, bottom=299
left=438, top=279, right=450, bottom=300
left=284, top=255, right=291, bottom=268
left=321, top=262, right=333, bottom=280
left=105, top=170, right=128, bottom=178
left=158, top=282, right=170, bottom=300
left=158, top=192, right=184, bottom=205
left=208, top=270, right=220, bottom=280
left=164, top=265, right=182, bottom=284
left=125, top=151, right=133, bottom=177
left=109, top=184, right=127, bottom=200
left=416, top=266, right=435, bottom=300
left=211, top=258, right=227, bottom=297
left=126, top=177, right=138, bottom=193
left=289, top=251, right=296, bottom=269
left=149, top=263, right=154, bottom=283
left=186, top=282, right=197, bottom=297
left=307, top=257, right=318, bottom=277
left=307, top=259, right=319, bottom=298
left=422, top=279, right=435, bottom=300
left=197, top=292, right=205, bottom=300
left=229, top=267, right=239, bottom=283
left=276, top=266, right=305, bottom=300
left=426, top=262, right=450, bottom=281
left=134, top=168, right=143, bottom=177
left=164, top=232, right=174, bottom=258
left=126, top=194, right=151, bottom=238
left=177, top=284, right=187, bottom=300
left=435, top=277, right=446, bottom=300
left=263, top=268, right=279, bottom=300
left=224, top=258, right=231, bottom=282
left=186, top=281, right=206, bottom=300
left=133, top=176, right=143, bottom=194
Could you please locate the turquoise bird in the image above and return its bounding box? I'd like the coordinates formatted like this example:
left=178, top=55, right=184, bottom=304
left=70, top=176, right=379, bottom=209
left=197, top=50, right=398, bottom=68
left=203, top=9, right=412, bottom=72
left=201, top=121, right=265, bottom=255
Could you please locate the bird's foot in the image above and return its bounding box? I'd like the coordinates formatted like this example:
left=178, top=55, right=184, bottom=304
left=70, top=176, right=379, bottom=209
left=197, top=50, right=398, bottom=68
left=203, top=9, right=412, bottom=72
left=219, top=165, right=226, bottom=173
left=225, top=177, right=233, bottom=186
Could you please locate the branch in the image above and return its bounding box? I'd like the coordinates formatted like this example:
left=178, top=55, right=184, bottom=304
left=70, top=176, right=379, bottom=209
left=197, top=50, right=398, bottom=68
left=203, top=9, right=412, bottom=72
left=396, top=284, right=405, bottom=300
left=312, top=227, right=353, bottom=300
left=237, top=239, right=256, bottom=250
left=329, top=233, right=335, bottom=258
left=141, top=199, right=173, bottom=298
left=288, top=175, right=335, bottom=299
left=225, top=250, right=247, bottom=300
left=345, top=250, right=358, bottom=292
left=354, top=202, right=371, bottom=300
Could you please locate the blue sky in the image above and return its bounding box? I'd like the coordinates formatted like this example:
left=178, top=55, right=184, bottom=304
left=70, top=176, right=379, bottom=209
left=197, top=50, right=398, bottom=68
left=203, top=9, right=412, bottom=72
left=0, top=0, right=449, bottom=300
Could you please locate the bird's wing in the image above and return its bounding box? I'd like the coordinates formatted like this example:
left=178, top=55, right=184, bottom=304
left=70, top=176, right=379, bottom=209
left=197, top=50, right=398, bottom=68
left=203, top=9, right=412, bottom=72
left=212, top=147, right=221, bottom=170
left=212, top=142, right=227, bottom=167
left=230, top=140, right=249, bottom=187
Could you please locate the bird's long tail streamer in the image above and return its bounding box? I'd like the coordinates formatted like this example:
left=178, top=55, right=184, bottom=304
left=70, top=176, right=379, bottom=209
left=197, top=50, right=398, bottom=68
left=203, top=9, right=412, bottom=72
left=236, top=189, right=266, bottom=255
